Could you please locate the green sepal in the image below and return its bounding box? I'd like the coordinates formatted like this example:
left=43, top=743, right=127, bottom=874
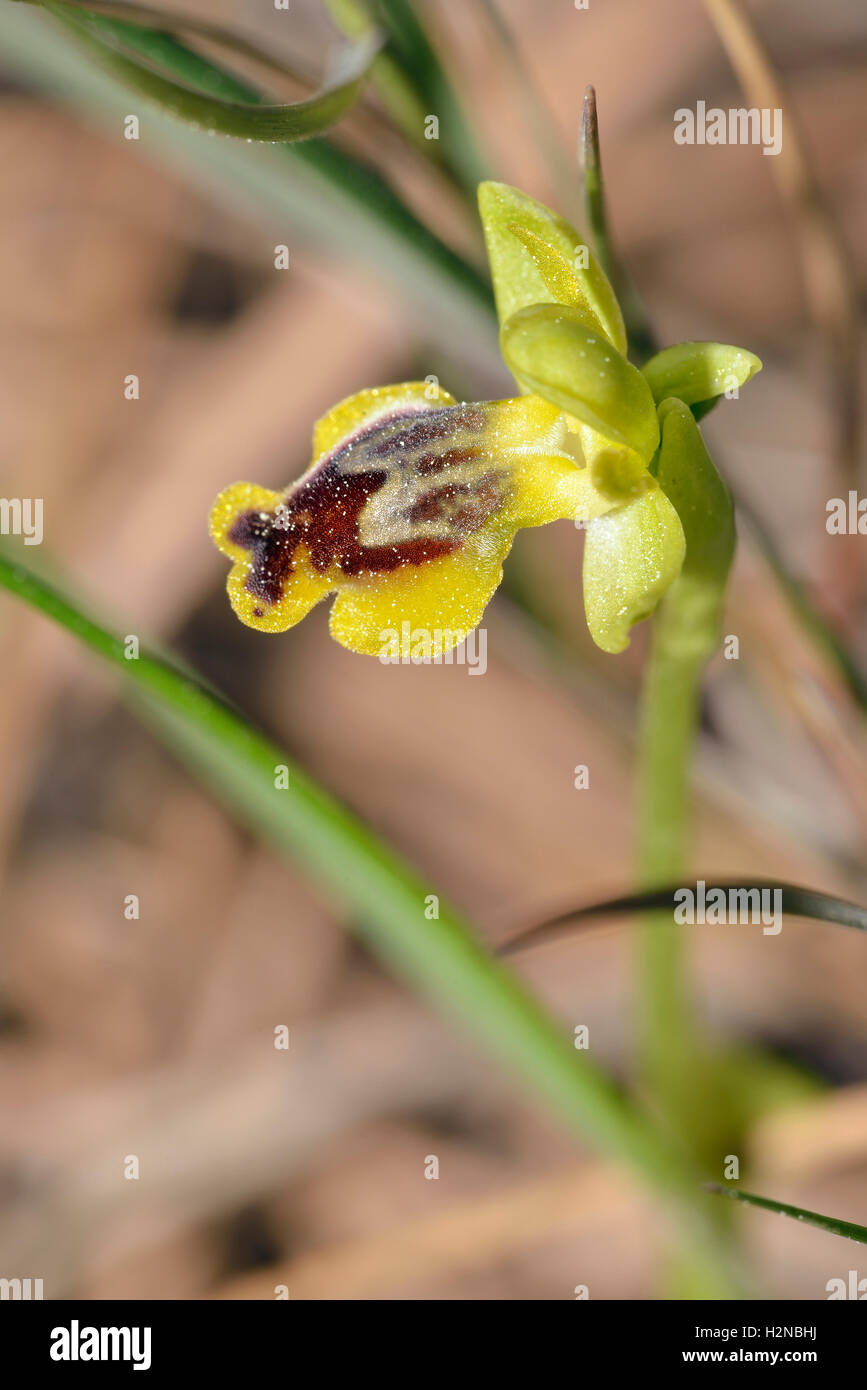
left=653, top=397, right=735, bottom=660
left=478, top=181, right=627, bottom=353
left=642, top=342, right=762, bottom=419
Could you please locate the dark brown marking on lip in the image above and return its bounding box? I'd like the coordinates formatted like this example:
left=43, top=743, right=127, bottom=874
left=363, top=405, right=487, bottom=462
left=407, top=472, right=505, bottom=529
left=226, top=405, right=500, bottom=609
left=228, top=462, right=460, bottom=605
left=416, top=446, right=482, bottom=477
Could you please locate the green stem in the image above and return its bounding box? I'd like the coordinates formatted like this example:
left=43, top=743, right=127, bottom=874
left=637, top=635, right=706, bottom=1131
left=638, top=644, right=702, bottom=885
left=635, top=398, right=736, bottom=1152
left=630, top=402, right=742, bottom=1297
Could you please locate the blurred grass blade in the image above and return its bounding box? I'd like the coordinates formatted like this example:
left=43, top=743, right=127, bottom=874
left=0, top=3, right=495, bottom=354
left=0, top=549, right=748, bottom=1288
left=705, top=1185, right=867, bottom=1246
left=736, top=491, right=867, bottom=713
left=18, top=0, right=355, bottom=85
left=373, top=0, right=489, bottom=195
left=502, top=881, right=867, bottom=956
left=36, top=0, right=383, bottom=141
left=476, top=0, right=582, bottom=227
left=704, top=0, right=859, bottom=496
left=324, top=0, right=434, bottom=158
left=324, top=0, right=486, bottom=196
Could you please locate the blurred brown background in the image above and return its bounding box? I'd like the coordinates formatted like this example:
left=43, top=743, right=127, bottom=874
left=0, top=0, right=865, bottom=1299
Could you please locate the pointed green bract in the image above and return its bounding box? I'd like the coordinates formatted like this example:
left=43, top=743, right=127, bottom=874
left=478, top=181, right=627, bottom=353
left=654, top=398, right=735, bottom=660
left=500, top=304, right=659, bottom=461
left=583, top=488, right=686, bottom=654
left=642, top=342, right=762, bottom=413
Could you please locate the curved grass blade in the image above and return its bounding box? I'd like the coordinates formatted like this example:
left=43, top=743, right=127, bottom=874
left=37, top=0, right=382, bottom=141
left=0, top=3, right=494, bottom=346
left=0, top=548, right=748, bottom=1293
left=501, top=881, right=867, bottom=956
left=18, top=0, right=339, bottom=85
left=705, top=1184, right=867, bottom=1246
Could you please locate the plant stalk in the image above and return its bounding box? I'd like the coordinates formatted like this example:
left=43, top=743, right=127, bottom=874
left=637, top=632, right=707, bottom=1135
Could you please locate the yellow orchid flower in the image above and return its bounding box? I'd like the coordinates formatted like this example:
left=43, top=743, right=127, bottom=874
left=210, top=181, right=760, bottom=658
left=209, top=381, right=617, bottom=657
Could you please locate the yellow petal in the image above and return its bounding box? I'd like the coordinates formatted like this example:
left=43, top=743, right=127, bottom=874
left=329, top=538, right=508, bottom=657
left=210, top=481, right=281, bottom=562
left=582, top=487, right=685, bottom=654
left=311, top=381, right=457, bottom=463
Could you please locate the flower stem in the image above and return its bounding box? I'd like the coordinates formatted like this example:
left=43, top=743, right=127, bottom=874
left=636, top=398, right=736, bottom=1158
left=637, top=632, right=707, bottom=1136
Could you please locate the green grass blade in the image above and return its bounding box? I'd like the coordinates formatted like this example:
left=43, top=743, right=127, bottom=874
left=0, top=4, right=494, bottom=343
left=706, top=1185, right=867, bottom=1246
left=501, top=881, right=867, bottom=956
left=0, top=550, right=734, bottom=1244
left=17, top=0, right=360, bottom=89
left=374, top=0, right=489, bottom=194
left=323, top=0, right=475, bottom=189
left=28, top=0, right=382, bottom=141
